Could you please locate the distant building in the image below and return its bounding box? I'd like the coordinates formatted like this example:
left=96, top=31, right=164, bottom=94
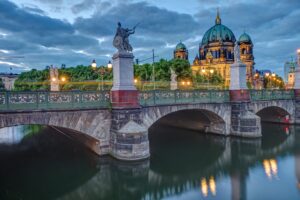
left=287, top=71, right=295, bottom=89
left=174, top=41, right=188, bottom=60
left=189, top=10, right=255, bottom=87
left=284, top=61, right=296, bottom=83
left=0, top=73, right=19, bottom=91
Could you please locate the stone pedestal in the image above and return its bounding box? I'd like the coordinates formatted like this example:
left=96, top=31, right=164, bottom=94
left=170, top=69, right=178, bottom=90
left=111, top=51, right=139, bottom=109
left=170, top=81, right=178, bottom=90
left=110, top=109, right=150, bottom=161
left=50, top=67, right=59, bottom=91
left=230, top=61, right=261, bottom=137
left=230, top=62, right=249, bottom=102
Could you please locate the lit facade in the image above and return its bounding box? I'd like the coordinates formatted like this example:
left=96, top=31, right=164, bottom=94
left=174, top=10, right=255, bottom=87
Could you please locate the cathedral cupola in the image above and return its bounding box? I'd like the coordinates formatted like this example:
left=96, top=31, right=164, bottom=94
left=174, top=41, right=188, bottom=60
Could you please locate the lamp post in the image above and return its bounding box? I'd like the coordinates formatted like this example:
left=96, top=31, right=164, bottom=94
left=91, top=59, right=112, bottom=91
left=208, top=69, right=214, bottom=89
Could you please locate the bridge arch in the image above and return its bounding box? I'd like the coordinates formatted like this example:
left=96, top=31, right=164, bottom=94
left=142, top=103, right=231, bottom=135
left=0, top=110, right=111, bottom=155
left=252, top=100, right=295, bottom=124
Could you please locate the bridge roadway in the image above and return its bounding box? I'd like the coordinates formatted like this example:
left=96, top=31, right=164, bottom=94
left=0, top=89, right=298, bottom=160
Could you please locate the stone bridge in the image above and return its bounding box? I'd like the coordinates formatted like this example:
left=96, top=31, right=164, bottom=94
left=0, top=89, right=298, bottom=161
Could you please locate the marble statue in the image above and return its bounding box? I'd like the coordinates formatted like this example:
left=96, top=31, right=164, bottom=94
left=113, top=22, right=138, bottom=52
left=171, top=69, right=177, bottom=82
left=234, top=41, right=241, bottom=63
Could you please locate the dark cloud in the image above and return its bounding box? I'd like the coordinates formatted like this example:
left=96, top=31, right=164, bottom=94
left=74, top=2, right=200, bottom=37
left=72, top=0, right=95, bottom=14
left=0, top=0, right=299, bottom=75
left=34, top=0, right=63, bottom=4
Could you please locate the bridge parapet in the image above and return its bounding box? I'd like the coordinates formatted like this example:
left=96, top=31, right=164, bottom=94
left=0, top=91, right=110, bottom=112
left=139, top=90, right=230, bottom=106
left=250, top=90, right=294, bottom=101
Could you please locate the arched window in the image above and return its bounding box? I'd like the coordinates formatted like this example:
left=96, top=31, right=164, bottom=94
left=225, top=34, right=229, bottom=41
left=242, top=48, right=247, bottom=55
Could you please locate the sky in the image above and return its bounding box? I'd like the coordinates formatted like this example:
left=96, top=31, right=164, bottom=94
left=0, top=0, right=299, bottom=76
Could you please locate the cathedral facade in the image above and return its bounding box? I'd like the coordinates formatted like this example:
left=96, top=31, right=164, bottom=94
left=173, top=11, right=255, bottom=87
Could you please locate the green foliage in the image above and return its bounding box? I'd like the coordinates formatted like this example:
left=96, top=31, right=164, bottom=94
left=134, top=58, right=192, bottom=82
left=0, top=78, right=5, bottom=91
left=14, top=65, right=113, bottom=91
left=14, top=69, right=50, bottom=91
left=170, top=59, right=192, bottom=81
left=263, top=75, right=285, bottom=89
left=193, top=71, right=224, bottom=84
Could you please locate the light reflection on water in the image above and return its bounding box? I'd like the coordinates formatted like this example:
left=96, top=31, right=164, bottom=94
left=0, top=123, right=299, bottom=200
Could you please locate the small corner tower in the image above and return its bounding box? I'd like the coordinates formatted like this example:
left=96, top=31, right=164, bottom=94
left=239, top=32, right=254, bottom=83
left=174, top=41, right=188, bottom=60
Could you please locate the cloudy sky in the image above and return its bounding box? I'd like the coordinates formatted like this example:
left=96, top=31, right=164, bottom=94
left=0, top=0, right=299, bottom=75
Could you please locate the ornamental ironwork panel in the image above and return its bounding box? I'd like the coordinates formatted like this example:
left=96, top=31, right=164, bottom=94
left=139, top=90, right=230, bottom=106
left=250, top=90, right=294, bottom=101
left=0, top=91, right=110, bottom=111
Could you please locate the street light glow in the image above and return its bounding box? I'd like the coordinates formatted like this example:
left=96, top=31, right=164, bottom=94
left=61, top=77, right=66, bottom=82
left=107, top=60, right=113, bottom=69
left=265, top=73, right=270, bottom=77
left=272, top=73, right=276, bottom=77
left=91, top=59, right=97, bottom=68
left=210, top=69, right=214, bottom=74
left=51, top=78, right=56, bottom=82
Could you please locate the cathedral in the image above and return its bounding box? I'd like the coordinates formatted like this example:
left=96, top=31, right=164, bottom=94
left=174, top=10, right=255, bottom=87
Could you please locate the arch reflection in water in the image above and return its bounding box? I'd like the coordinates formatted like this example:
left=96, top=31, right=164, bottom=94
left=1, top=123, right=300, bottom=199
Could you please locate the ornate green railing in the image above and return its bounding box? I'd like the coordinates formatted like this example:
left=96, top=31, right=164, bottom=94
left=0, top=89, right=295, bottom=112
left=139, top=90, right=230, bottom=106
left=250, top=90, right=294, bottom=101
left=0, top=91, right=110, bottom=112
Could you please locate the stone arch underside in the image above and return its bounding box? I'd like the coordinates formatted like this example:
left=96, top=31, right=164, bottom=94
left=0, top=110, right=111, bottom=155
left=252, top=100, right=295, bottom=124
left=142, top=103, right=231, bottom=135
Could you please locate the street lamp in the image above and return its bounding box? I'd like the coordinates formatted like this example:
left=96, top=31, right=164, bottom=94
left=91, top=59, right=97, bottom=69
left=208, top=69, right=214, bottom=89
left=91, top=59, right=106, bottom=90
left=107, top=60, right=112, bottom=69
left=272, top=73, right=276, bottom=77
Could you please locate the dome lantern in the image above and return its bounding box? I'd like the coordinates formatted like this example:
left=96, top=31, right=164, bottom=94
left=215, top=8, right=221, bottom=25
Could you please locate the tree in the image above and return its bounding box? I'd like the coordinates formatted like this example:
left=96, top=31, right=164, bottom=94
left=170, top=59, right=192, bottom=81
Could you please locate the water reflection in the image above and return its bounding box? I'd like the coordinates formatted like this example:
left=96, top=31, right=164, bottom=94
left=0, top=123, right=299, bottom=200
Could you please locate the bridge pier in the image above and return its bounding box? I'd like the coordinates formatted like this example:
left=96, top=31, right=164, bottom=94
left=229, top=48, right=261, bottom=138
left=110, top=109, right=149, bottom=160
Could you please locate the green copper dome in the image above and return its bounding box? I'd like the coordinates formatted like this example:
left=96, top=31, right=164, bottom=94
left=175, top=42, right=187, bottom=50
left=201, top=11, right=236, bottom=46
left=239, top=32, right=252, bottom=43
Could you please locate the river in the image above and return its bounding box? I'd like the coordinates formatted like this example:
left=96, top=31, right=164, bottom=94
left=0, top=122, right=299, bottom=200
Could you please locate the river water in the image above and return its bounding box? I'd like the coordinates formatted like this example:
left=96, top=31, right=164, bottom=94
left=0, top=123, right=300, bottom=200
